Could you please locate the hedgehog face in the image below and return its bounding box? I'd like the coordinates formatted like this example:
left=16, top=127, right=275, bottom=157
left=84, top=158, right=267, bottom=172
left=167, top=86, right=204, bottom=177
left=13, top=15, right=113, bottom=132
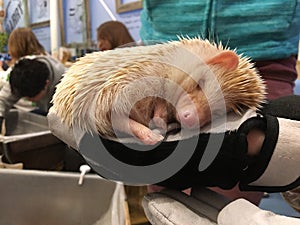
left=175, top=87, right=210, bottom=129
left=174, top=50, right=240, bottom=129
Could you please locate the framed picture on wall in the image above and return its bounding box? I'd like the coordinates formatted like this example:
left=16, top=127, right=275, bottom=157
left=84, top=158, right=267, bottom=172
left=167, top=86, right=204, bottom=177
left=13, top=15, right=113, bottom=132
left=59, top=0, right=91, bottom=48
left=3, top=0, right=29, bottom=33
left=27, top=0, right=50, bottom=28
left=115, top=0, right=142, bottom=13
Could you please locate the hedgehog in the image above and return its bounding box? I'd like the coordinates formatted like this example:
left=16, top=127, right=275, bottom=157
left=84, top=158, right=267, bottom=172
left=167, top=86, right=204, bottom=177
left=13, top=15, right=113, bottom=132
left=51, top=37, right=266, bottom=145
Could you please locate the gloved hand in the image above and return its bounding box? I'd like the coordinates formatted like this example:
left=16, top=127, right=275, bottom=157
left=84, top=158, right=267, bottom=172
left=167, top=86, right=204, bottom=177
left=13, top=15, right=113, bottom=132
left=48, top=95, right=300, bottom=193
left=92, top=95, right=300, bottom=192
left=239, top=95, right=300, bottom=192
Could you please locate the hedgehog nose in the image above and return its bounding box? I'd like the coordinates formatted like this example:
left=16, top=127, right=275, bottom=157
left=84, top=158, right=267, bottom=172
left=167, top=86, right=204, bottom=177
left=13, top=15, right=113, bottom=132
left=182, top=111, right=191, bottom=118
left=176, top=111, right=190, bottom=121
left=178, top=110, right=197, bottom=128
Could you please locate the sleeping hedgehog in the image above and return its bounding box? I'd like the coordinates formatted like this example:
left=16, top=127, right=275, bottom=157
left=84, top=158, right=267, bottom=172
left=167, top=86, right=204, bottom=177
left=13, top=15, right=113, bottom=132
left=51, top=37, right=266, bottom=145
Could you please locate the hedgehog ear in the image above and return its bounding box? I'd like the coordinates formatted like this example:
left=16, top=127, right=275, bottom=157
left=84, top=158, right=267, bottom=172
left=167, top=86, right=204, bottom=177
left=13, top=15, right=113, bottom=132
left=206, top=51, right=239, bottom=72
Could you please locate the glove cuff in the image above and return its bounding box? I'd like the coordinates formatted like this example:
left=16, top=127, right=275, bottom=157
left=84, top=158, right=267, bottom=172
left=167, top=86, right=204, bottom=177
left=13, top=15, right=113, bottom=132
left=240, top=115, right=300, bottom=192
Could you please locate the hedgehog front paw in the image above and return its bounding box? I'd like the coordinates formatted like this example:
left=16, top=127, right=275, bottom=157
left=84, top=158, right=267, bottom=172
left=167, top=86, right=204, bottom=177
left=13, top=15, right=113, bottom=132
left=131, top=126, right=164, bottom=145
left=128, top=119, right=164, bottom=145
left=138, top=129, right=164, bottom=145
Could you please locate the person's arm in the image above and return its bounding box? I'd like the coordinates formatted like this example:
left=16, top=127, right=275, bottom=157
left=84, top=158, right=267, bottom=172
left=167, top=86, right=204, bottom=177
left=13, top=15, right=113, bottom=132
left=0, top=81, right=21, bottom=118
left=0, top=82, right=20, bottom=133
left=239, top=95, right=300, bottom=192
left=0, top=60, right=9, bottom=71
left=47, top=95, right=300, bottom=193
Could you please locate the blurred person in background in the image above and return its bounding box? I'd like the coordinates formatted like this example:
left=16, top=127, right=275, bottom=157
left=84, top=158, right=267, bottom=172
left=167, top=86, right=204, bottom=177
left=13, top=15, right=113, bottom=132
left=0, top=27, right=64, bottom=115
left=0, top=27, right=47, bottom=70
left=5, top=56, right=65, bottom=117
left=139, top=0, right=300, bottom=205
left=96, top=20, right=135, bottom=51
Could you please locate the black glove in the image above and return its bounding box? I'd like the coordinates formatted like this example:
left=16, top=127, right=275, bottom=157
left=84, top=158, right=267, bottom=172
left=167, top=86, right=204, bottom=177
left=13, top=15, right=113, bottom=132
left=80, top=96, right=300, bottom=193
left=260, top=95, right=300, bottom=120
left=239, top=95, right=300, bottom=192
left=97, top=130, right=248, bottom=190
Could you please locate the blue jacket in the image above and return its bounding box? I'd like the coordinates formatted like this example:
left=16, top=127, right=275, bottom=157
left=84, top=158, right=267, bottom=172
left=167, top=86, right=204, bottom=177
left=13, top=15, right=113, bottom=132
left=140, top=0, right=300, bottom=60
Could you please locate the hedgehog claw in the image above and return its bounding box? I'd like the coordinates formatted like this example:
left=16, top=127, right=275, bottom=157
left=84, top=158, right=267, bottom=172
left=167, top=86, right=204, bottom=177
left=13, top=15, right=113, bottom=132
left=141, top=131, right=164, bottom=145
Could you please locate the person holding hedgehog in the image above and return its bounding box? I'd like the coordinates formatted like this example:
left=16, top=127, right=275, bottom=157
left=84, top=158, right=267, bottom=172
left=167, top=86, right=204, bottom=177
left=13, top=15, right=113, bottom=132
left=47, top=0, right=300, bottom=200
left=47, top=38, right=300, bottom=201
left=48, top=84, right=300, bottom=195
left=46, top=1, right=299, bottom=218
left=139, top=0, right=300, bottom=205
